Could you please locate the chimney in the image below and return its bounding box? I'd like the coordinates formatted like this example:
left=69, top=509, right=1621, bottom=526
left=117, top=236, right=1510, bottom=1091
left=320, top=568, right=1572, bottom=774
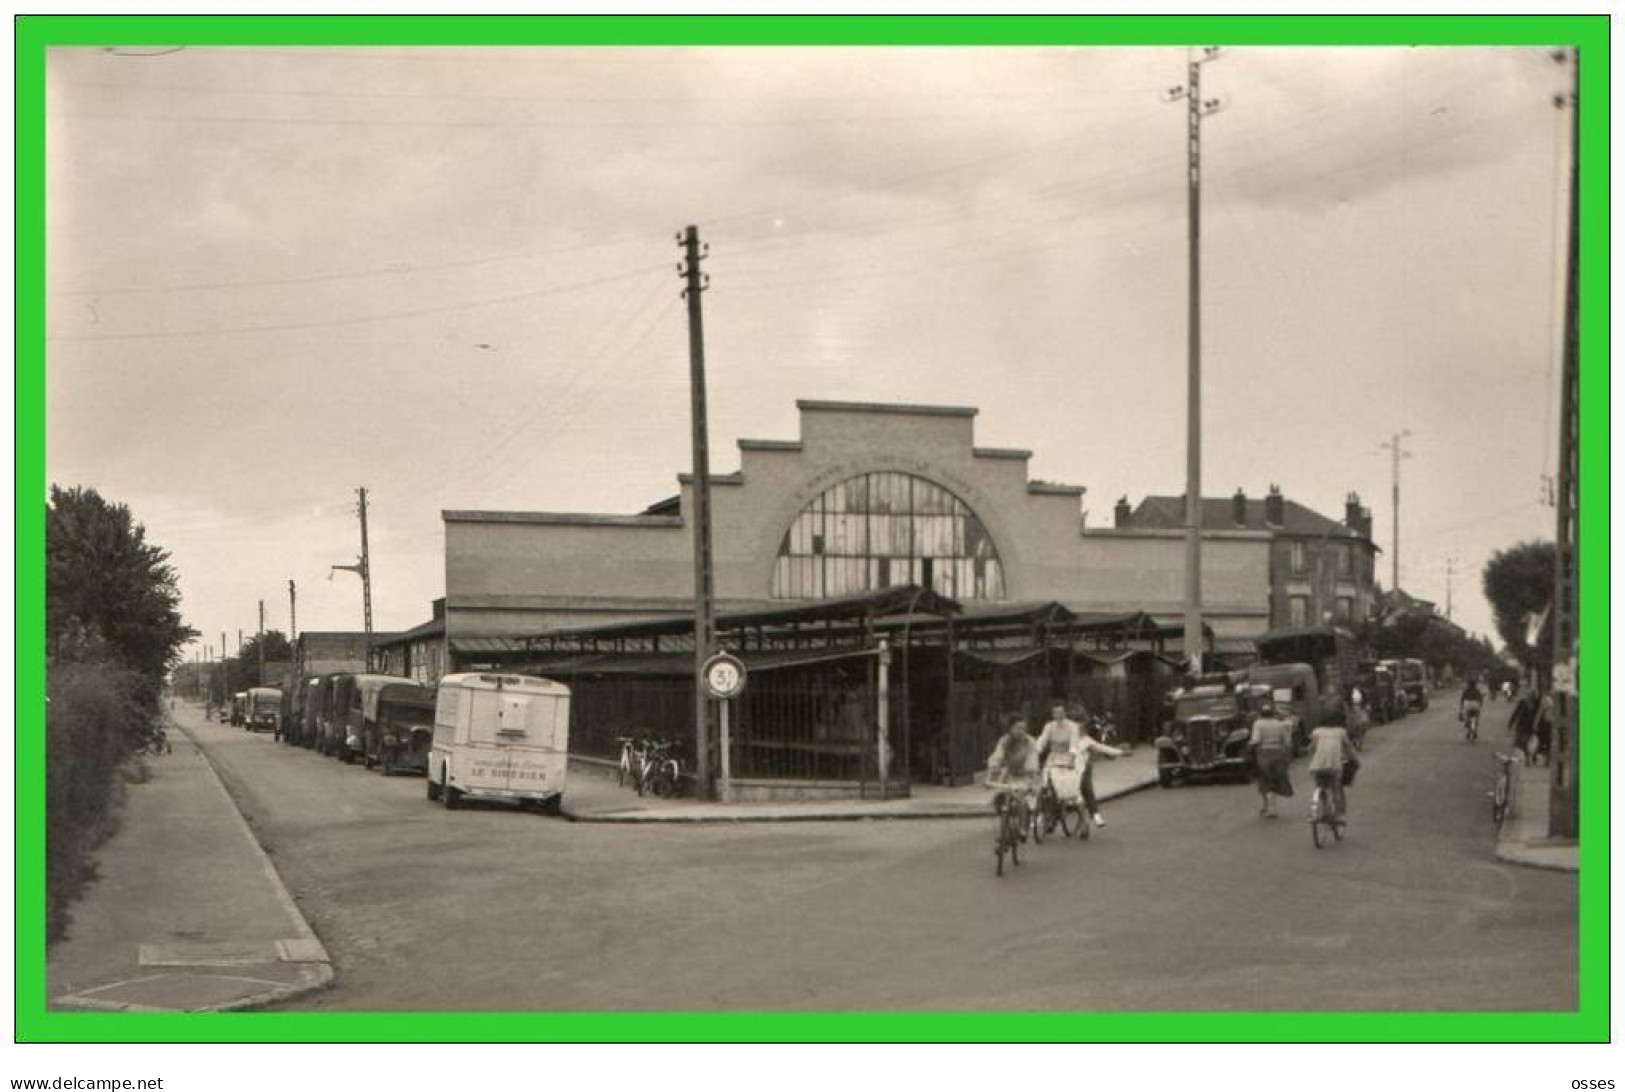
left=1114, top=496, right=1132, bottom=528
left=1264, top=484, right=1285, bottom=527
left=1232, top=488, right=1248, bottom=526
left=1344, top=492, right=1370, bottom=538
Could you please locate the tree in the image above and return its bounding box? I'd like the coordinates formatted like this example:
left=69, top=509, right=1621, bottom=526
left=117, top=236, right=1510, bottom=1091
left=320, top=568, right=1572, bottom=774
left=45, top=485, right=197, bottom=942
left=1482, top=541, right=1555, bottom=670
left=47, top=485, right=196, bottom=703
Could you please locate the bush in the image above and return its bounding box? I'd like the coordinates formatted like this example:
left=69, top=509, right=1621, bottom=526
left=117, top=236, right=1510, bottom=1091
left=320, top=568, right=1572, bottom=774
left=46, top=656, right=151, bottom=944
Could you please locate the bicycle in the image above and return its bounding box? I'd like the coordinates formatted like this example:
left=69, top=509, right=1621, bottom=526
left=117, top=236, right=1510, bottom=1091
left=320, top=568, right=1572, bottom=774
left=142, top=727, right=173, bottom=757
left=1308, top=772, right=1347, bottom=849
left=1461, top=705, right=1481, bottom=743
left=987, top=778, right=1036, bottom=877
left=1037, top=756, right=1088, bottom=840
left=640, top=738, right=684, bottom=799
left=1489, top=751, right=1517, bottom=829
left=616, top=735, right=643, bottom=789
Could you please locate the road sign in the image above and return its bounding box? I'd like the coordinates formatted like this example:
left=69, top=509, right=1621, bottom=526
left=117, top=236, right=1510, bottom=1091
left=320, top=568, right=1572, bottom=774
left=702, top=651, right=747, bottom=701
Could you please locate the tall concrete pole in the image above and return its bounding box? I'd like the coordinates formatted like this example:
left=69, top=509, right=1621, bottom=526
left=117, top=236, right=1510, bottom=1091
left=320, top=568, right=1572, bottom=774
left=1165, top=49, right=1222, bottom=669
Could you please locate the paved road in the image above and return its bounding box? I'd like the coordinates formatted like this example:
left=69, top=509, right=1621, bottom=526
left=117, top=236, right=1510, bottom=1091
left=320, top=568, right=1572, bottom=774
left=182, top=698, right=1575, bottom=1011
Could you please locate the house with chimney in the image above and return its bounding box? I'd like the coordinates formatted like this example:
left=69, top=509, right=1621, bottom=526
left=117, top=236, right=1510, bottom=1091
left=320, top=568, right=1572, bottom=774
left=1113, top=486, right=1380, bottom=631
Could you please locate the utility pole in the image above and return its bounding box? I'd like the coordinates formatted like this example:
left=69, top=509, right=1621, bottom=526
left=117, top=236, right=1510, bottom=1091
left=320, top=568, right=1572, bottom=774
left=1445, top=556, right=1456, bottom=620
left=679, top=225, right=715, bottom=796
left=1378, top=430, right=1413, bottom=592
left=1164, top=48, right=1224, bottom=672
left=331, top=487, right=375, bottom=672
left=221, top=631, right=228, bottom=705
left=288, top=579, right=298, bottom=643
left=1550, top=47, right=1580, bottom=840
left=258, top=600, right=266, bottom=686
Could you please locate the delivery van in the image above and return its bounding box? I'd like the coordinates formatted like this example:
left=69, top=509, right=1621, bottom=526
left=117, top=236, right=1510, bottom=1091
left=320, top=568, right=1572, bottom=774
left=427, top=673, right=570, bottom=814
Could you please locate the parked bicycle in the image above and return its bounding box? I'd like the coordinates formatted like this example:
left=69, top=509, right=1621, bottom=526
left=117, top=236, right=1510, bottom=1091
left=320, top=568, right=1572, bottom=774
left=639, top=738, right=684, bottom=798
left=1489, top=751, right=1517, bottom=829
left=616, top=735, right=644, bottom=789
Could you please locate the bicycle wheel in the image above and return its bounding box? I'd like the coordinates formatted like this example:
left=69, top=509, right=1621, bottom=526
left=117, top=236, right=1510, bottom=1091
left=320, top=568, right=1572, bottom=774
left=1310, top=791, right=1326, bottom=848
left=1058, top=802, right=1081, bottom=838
left=1031, top=794, right=1048, bottom=845
left=1332, top=818, right=1345, bottom=842
left=649, top=762, right=677, bottom=799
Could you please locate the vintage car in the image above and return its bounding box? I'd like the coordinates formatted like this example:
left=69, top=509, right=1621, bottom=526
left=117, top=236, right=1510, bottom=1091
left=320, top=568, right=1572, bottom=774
left=244, top=687, right=282, bottom=733
left=1399, top=658, right=1430, bottom=711
left=1354, top=660, right=1401, bottom=724
left=229, top=691, right=248, bottom=727
left=363, top=680, right=435, bottom=775
left=1155, top=680, right=1258, bottom=787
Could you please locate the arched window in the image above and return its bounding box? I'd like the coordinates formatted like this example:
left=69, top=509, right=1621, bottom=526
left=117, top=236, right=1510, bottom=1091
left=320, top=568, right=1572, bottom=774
left=772, top=471, right=1005, bottom=600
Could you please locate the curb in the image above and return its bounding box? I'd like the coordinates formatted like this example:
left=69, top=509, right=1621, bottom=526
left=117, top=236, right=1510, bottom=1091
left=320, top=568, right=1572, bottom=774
left=1491, top=761, right=1578, bottom=874
left=166, top=722, right=336, bottom=1011
left=562, top=774, right=1161, bottom=824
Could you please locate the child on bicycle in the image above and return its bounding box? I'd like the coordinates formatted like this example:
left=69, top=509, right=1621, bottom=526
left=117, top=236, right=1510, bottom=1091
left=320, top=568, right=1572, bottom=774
left=1306, top=721, right=1359, bottom=820
left=986, top=714, right=1040, bottom=799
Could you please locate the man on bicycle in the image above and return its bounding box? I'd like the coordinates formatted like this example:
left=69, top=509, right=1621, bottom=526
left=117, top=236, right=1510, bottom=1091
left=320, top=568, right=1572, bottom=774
left=1306, top=721, right=1359, bottom=821
left=1460, top=676, right=1485, bottom=737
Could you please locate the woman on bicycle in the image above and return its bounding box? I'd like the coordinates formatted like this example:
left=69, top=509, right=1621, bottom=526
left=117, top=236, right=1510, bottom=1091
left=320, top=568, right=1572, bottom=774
left=1036, top=701, right=1124, bottom=828
left=1306, top=722, right=1359, bottom=820
left=1459, top=677, right=1485, bottom=739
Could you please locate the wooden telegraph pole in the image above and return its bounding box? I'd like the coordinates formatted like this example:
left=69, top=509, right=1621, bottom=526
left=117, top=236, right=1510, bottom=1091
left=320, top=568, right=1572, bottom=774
left=679, top=225, right=716, bottom=797
left=1550, top=48, right=1580, bottom=839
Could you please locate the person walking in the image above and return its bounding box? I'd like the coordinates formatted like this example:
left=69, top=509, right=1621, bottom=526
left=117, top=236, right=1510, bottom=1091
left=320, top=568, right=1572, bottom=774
left=1533, top=691, right=1555, bottom=766
left=1248, top=696, right=1295, bottom=818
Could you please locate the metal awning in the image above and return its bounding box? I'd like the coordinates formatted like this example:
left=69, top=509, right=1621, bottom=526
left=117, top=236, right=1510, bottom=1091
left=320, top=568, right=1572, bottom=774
left=522, top=646, right=875, bottom=679
left=449, top=636, right=529, bottom=654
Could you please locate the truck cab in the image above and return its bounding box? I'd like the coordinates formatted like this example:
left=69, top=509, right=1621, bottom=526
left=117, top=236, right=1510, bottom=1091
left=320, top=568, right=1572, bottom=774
left=1155, top=676, right=1257, bottom=788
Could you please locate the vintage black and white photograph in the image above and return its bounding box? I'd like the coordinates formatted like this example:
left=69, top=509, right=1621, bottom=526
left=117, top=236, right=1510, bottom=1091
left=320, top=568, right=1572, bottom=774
left=43, top=40, right=1581, bottom=1016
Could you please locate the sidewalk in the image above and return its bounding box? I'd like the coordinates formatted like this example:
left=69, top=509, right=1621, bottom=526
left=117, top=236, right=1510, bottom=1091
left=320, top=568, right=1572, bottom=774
left=1495, top=760, right=1579, bottom=873
left=47, top=708, right=333, bottom=1012
left=562, top=746, right=1162, bottom=823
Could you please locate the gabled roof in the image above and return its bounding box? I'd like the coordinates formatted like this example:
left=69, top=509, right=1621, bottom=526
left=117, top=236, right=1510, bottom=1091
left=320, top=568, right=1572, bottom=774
left=1130, top=495, right=1370, bottom=541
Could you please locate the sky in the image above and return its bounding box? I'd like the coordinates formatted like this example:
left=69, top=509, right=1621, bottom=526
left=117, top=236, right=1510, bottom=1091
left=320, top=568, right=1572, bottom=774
left=43, top=45, right=1574, bottom=654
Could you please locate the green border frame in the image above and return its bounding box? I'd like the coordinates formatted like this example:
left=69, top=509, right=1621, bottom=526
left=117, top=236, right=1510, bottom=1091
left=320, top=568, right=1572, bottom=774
left=16, top=14, right=1609, bottom=1043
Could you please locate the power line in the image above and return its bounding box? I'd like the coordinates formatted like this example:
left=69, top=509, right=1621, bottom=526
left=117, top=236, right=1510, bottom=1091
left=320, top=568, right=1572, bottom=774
left=46, top=261, right=668, bottom=342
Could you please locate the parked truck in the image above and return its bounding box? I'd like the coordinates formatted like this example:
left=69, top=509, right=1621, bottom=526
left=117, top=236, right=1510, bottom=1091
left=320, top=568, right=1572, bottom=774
left=1252, top=625, right=1361, bottom=727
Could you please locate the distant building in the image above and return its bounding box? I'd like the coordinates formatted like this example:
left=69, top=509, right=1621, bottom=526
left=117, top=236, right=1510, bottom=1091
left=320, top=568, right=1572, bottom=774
left=292, top=631, right=388, bottom=678
left=374, top=600, right=449, bottom=685
left=1118, top=485, right=1380, bottom=630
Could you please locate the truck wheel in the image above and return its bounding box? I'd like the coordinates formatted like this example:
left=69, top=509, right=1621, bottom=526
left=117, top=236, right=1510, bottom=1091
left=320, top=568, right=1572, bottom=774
left=427, top=776, right=441, bottom=802
left=442, top=768, right=460, bottom=810
left=1157, top=767, right=1174, bottom=789
left=542, top=795, right=563, bottom=817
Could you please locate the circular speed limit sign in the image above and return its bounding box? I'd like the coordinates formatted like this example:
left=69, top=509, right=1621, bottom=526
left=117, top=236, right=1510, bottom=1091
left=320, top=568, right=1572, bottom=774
left=702, top=651, right=747, bottom=701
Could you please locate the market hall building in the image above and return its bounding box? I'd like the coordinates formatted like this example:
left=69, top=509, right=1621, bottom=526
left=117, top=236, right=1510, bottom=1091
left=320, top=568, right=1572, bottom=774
left=441, top=399, right=1275, bottom=639
left=412, top=400, right=1304, bottom=795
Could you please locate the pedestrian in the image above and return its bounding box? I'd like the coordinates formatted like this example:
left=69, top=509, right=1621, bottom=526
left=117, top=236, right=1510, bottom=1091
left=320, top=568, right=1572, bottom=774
left=1507, top=688, right=1537, bottom=763
left=1248, top=696, right=1295, bottom=817
left=1534, top=692, right=1555, bottom=767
